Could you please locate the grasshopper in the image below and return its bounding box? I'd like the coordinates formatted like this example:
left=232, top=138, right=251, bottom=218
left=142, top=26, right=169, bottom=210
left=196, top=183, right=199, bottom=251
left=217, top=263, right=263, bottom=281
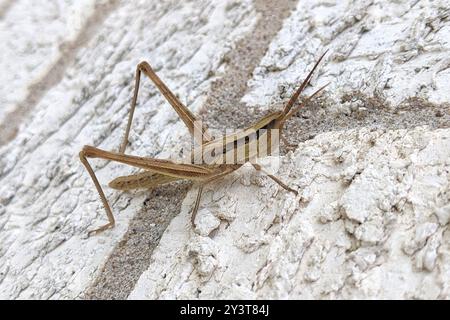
left=79, top=51, right=328, bottom=236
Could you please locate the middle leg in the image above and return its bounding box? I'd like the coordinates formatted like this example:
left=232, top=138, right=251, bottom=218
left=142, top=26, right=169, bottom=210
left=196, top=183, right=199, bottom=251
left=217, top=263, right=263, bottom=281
left=252, top=163, right=298, bottom=195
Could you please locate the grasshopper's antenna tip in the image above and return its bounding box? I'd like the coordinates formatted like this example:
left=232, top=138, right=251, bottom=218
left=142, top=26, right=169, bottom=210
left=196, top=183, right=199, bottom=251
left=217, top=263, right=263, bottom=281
left=281, top=49, right=329, bottom=116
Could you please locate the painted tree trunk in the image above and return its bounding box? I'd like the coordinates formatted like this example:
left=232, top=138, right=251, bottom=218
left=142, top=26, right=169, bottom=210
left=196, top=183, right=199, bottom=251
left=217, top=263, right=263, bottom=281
left=0, top=0, right=449, bottom=299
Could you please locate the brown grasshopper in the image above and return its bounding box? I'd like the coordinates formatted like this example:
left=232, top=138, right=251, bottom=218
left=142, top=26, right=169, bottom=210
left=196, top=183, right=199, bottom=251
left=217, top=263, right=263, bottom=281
left=79, top=51, right=328, bottom=236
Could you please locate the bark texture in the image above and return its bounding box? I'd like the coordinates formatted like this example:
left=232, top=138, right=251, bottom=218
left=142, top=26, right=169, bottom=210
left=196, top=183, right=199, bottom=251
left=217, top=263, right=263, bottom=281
left=0, top=0, right=449, bottom=299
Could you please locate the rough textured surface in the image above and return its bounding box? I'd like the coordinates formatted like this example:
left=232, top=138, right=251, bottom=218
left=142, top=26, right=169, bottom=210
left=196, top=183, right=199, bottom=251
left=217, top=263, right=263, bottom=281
left=0, top=0, right=121, bottom=145
left=130, top=127, right=450, bottom=299
left=130, top=0, right=450, bottom=300
left=0, top=0, right=256, bottom=299
left=85, top=0, right=297, bottom=300
left=85, top=181, right=192, bottom=300
left=242, top=0, right=450, bottom=150
left=243, top=0, right=450, bottom=107
left=0, top=0, right=449, bottom=300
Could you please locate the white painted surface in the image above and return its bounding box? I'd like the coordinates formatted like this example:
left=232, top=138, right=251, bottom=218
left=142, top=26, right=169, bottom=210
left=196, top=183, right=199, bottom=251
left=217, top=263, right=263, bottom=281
left=130, top=127, right=450, bottom=299
left=243, top=0, right=450, bottom=107
left=131, top=0, right=450, bottom=299
left=0, top=0, right=256, bottom=299
left=0, top=0, right=449, bottom=300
